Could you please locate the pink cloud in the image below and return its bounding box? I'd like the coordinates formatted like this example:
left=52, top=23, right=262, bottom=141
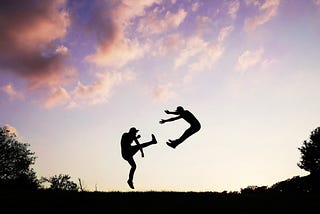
left=117, top=0, right=163, bottom=22
left=173, top=36, right=207, bottom=70
left=228, top=0, right=240, bottom=19
left=85, top=0, right=162, bottom=68
left=0, top=0, right=75, bottom=90
left=40, top=69, right=137, bottom=108
left=1, top=84, right=24, bottom=100
left=261, top=58, right=275, bottom=70
left=191, top=2, right=201, bottom=12
left=236, top=48, right=264, bottom=71
left=174, top=25, right=231, bottom=75
left=218, top=25, right=234, bottom=43
left=313, top=0, right=320, bottom=5
left=244, top=0, right=260, bottom=7
left=244, top=0, right=280, bottom=32
left=72, top=70, right=136, bottom=106
left=137, top=8, right=187, bottom=35
left=185, top=44, right=224, bottom=82
left=152, top=83, right=177, bottom=103
left=85, top=39, right=147, bottom=68
left=195, top=15, right=211, bottom=34
left=44, top=86, right=71, bottom=109
left=152, top=33, right=183, bottom=56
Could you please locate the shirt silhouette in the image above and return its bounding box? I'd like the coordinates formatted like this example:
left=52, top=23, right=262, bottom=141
left=120, top=127, right=157, bottom=189
left=160, top=106, right=201, bottom=148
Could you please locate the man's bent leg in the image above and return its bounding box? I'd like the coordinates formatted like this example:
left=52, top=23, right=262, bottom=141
left=127, top=157, right=136, bottom=189
left=129, top=135, right=157, bottom=156
left=139, top=134, right=157, bottom=148
left=175, top=125, right=200, bottom=147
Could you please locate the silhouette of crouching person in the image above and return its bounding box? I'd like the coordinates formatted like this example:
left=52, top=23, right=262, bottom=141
left=121, top=127, right=157, bottom=189
left=160, top=106, right=201, bottom=148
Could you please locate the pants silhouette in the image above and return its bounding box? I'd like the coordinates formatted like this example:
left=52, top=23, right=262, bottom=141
left=176, top=122, right=201, bottom=145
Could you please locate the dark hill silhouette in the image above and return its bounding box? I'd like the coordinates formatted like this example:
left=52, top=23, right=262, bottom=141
left=240, top=174, right=320, bottom=194
left=269, top=174, right=320, bottom=193
left=2, top=174, right=320, bottom=213
left=1, top=187, right=319, bottom=213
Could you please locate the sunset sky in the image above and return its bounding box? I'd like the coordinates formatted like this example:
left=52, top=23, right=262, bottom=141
left=1, top=0, right=320, bottom=192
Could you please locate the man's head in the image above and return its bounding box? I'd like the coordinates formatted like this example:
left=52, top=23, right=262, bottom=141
left=129, top=127, right=139, bottom=135
left=176, top=106, right=184, bottom=113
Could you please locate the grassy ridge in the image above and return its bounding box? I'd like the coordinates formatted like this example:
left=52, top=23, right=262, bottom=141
left=1, top=190, right=320, bottom=213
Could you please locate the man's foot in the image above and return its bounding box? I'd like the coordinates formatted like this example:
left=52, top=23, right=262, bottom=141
left=127, top=180, right=134, bottom=189
left=151, top=134, right=157, bottom=144
left=167, top=140, right=177, bottom=149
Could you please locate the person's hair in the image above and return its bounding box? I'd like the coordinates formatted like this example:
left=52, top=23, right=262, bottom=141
left=129, top=127, right=138, bottom=134
left=176, top=106, right=184, bottom=112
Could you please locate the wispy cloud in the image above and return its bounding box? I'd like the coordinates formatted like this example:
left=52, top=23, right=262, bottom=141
left=173, top=36, right=207, bottom=70
left=152, top=24, right=229, bottom=102
left=85, top=39, right=148, bottom=68
left=185, top=44, right=224, bottom=82
left=44, top=86, right=71, bottom=109
left=40, top=69, right=136, bottom=109
left=195, top=15, right=211, bottom=35
left=191, top=2, right=201, bottom=12
left=180, top=25, right=232, bottom=82
left=218, top=25, right=234, bottom=43
left=244, top=0, right=260, bottom=6
left=137, top=8, right=187, bottom=35
left=313, top=0, right=320, bottom=5
left=244, top=0, right=280, bottom=32
left=174, top=24, right=232, bottom=72
left=236, top=48, right=264, bottom=71
left=71, top=70, right=136, bottom=107
left=227, top=0, right=240, bottom=19
left=152, top=33, right=183, bottom=56
left=1, top=84, right=24, bottom=100
left=152, top=83, right=177, bottom=103
left=85, top=0, right=162, bottom=68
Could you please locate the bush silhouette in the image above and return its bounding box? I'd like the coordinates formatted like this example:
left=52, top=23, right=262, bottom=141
left=240, top=185, right=268, bottom=194
left=298, top=127, right=320, bottom=176
left=0, top=126, right=39, bottom=189
left=41, top=174, right=78, bottom=191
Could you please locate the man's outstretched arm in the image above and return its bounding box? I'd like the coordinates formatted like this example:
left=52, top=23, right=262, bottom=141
left=159, top=116, right=181, bottom=124
left=164, top=110, right=179, bottom=115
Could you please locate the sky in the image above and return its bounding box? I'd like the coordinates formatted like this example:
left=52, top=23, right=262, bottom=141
left=1, top=0, right=320, bottom=192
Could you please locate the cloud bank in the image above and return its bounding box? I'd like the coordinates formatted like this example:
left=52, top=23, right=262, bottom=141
left=0, top=0, right=290, bottom=107
left=244, top=0, right=280, bottom=32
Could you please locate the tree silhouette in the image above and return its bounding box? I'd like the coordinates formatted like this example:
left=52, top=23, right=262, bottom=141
left=298, top=127, right=320, bottom=176
left=41, top=174, right=78, bottom=191
left=0, top=126, right=39, bottom=189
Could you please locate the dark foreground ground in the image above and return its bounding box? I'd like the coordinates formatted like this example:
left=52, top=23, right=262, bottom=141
left=1, top=190, right=319, bottom=213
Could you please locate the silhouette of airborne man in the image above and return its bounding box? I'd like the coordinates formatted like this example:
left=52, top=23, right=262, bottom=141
left=160, top=106, right=201, bottom=149
left=121, top=127, right=157, bottom=189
